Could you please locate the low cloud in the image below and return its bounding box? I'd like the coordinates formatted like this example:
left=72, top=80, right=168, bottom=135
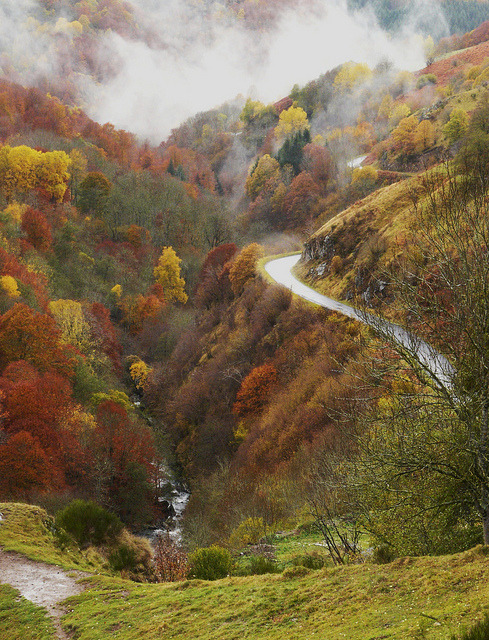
left=1, top=0, right=447, bottom=142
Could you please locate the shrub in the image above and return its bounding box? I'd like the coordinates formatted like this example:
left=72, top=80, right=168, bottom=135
left=109, top=543, right=137, bottom=572
left=248, top=555, right=279, bottom=575
left=416, top=73, right=437, bottom=89
left=55, top=500, right=123, bottom=547
left=330, top=255, right=343, bottom=274
left=451, top=613, right=489, bottom=640
left=282, top=565, right=312, bottom=579
left=109, top=531, right=153, bottom=580
left=188, top=545, right=233, bottom=580
left=228, top=517, right=267, bottom=548
left=153, top=533, right=189, bottom=582
left=291, top=552, right=326, bottom=570
left=372, top=544, right=396, bottom=565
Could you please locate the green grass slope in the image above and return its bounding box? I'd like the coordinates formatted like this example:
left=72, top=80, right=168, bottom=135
left=0, top=503, right=105, bottom=572
left=62, top=547, right=489, bottom=640
left=0, top=584, right=56, bottom=640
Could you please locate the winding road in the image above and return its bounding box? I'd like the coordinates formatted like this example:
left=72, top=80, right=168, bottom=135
left=264, top=254, right=454, bottom=386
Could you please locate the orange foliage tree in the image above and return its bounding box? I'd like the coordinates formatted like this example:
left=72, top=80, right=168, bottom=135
left=233, top=363, right=278, bottom=417
left=0, top=303, right=74, bottom=376
left=228, top=243, right=264, bottom=295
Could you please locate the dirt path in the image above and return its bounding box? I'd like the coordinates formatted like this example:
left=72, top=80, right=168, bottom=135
left=0, top=549, right=88, bottom=640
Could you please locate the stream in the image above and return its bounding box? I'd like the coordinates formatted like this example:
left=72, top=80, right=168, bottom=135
left=144, top=464, right=190, bottom=544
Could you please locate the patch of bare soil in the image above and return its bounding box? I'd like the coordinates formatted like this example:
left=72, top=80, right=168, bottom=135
left=0, top=549, right=89, bottom=640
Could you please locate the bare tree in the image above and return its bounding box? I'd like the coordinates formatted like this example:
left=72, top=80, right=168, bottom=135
left=354, top=154, right=489, bottom=545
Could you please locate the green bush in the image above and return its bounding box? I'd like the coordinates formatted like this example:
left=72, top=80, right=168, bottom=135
left=55, top=500, right=123, bottom=547
left=234, top=555, right=279, bottom=576
left=188, top=546, right=233, bottom=580
left=291, top=552, right=325, bottom=570
left=372, top=544, right=396, bottom=565
left=108, top=544, right=137, bottom=572
left=248, top=555, right=279, bottom=575
left=452, top=613, right=489, bottom=639
left=416, top=73, right=437, bottom=89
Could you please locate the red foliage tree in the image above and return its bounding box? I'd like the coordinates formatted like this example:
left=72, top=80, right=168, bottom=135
left=196, top=243, right=237, bottom=308
left=21, top=207, right=53, bottom=253
left=301, top=144, right=334, bottom=194
left=1, top=370, right=74, bottom=457
left=0, top=431, right=55, bottom=496
left=86, top=302, right=123, bottom=374
left=282, top=171, right=320, bottom=229
left=89, top=401, right=157, bottom=522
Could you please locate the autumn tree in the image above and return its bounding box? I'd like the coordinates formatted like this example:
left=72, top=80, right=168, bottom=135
left=245, top=155, right=280, bottom=200
left=391, top=115, right=419, bottom=157
left=301, top=143, right=334, bottom=194
left=443, top=108, right=469, bottom=145
left=274, top=106, right=310, bottom=142
left=0, top=275, right=20, bottom=299
left=282, top=171, right=320, bottom=229
left=0, top=303, right=74, bottom=376
left=1, top=368, right=74, bottom=463
left=228, top=243, right=264, bottom=296
left=233, top=363, right=278, bottom=417
left=195, top=243, right=237, bottom=308
left=89, top=400, right=156, bottom=525
left=0, top=145, right=71, bottom=202
left=0, top=431, right=54, bottom=496
left=21, top=207, right=53, bottom=253
left=153, top=246, right=188, bottom=304
left=333, top=62, right=372, bottom=93
left=414, top=119, right=436, bottom=153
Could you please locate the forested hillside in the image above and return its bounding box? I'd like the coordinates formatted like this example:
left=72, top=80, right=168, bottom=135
left=3, top=4, right=489, bottom=639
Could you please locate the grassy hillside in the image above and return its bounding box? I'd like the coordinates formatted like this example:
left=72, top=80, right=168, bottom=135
left=62, top=546, right=489, bottom=639
left=0, top=584, right=55, bottom=640
left=1, top=503, right=488, bottom=640
left=0, top=503, right=105, bottom=572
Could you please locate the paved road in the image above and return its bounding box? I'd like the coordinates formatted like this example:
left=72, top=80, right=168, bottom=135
left=264, top=254, right=454, bottom=386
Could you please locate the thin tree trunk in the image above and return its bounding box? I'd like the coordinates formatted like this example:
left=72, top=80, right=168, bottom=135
left=483, top=512, right=489, bottom=545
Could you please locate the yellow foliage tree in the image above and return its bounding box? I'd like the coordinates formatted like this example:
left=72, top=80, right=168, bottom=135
left=0, top=275, right=20, bottom=298
left=377, top=94, right=394, bottom=121
left=414, top=119, right=436, bottom=153
left=228, top=243, right=264, bottom=295
left=392, top=115, right=419, bottom=156
left=351, top=165, right=378, bottom=184
left=153, top=246, right=188, bottom=304
left=111, top=284, right=123, bottom=300
left=48, top=299, right=90, bottom=350
left=245, top=154, right=280, bottom=200
left=91, top=390, right=132, bottom=412
left=274, top=106, right=309, bottom=141
left=0, top=145, right=71, bottom=202
left=388, top=103, right=411, bottom=129
left=36, top=150, right=72, bottom=201
left=3, top=202, right=27, bottom=224
left=130, top=359, right=152, bottom=392
left=333, top=62, right=372, bottom=93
